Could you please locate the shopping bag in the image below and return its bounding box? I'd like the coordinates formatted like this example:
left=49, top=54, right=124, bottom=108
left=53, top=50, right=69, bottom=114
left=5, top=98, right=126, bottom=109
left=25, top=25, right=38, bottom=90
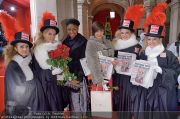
left=91, top=91, right=112, bottom=118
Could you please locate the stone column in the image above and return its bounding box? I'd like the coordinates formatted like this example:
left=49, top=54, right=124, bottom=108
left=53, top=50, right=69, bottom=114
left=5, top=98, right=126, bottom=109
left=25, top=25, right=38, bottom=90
left=169, top=0, right=180, bottom=43
left=82, top=1, right=89, bottom=38
left=156, top=0, right=167, bottom=3
left=88, top=15, right=93, bottom=37
left=144, top=0, right=156, bottom=17
left=77, top=0, right=84, bottom=35
left=77, top=0, right=91, bottom=38
left=30, top=0, right=57, bottom=39
left=128, top=0, right=135, bottom=6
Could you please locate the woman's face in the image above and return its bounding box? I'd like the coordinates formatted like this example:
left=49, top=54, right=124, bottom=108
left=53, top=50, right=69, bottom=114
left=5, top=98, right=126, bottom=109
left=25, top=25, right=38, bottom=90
left=43, top=29, right=56, bottom=43
left=95, top=30, right=104, bottom=40
left=67, top=24, right=78, bottom=39
left=120, top=29, right=132, bottom=40
left=15, top=43, right=30, bottom=57
left=145, top=36, right=161, bottom=48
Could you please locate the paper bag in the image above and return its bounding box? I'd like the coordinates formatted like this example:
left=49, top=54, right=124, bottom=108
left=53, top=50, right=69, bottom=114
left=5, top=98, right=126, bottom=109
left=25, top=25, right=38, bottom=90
left=91, top=91, right=112, bottom=118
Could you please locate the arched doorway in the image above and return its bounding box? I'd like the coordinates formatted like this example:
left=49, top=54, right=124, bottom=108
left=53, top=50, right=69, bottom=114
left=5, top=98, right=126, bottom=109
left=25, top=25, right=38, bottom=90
left=91, top=3, right=124, bottom=39
left=93, top=9, right=121, bottom=39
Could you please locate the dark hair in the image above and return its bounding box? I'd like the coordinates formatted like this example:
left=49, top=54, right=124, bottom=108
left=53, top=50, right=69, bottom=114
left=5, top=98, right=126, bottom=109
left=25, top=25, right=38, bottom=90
left=66, top=18, right=80, bottom=26
left=92, top=21, right=104, bottom=35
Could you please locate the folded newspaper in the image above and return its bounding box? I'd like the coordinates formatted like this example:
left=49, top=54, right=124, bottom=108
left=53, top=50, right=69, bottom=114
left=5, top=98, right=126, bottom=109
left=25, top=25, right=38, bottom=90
left=130, top=60, right=157, bottom=89
left=98, top=55, right=114, bottom=79
left=80, top=55, right=114, bottom=80
left=115, top=51, right=136, bottom=75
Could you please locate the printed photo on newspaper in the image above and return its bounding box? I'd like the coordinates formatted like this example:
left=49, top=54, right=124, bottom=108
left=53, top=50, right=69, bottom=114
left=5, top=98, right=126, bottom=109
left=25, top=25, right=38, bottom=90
left=98, top=55, right=114, bottom=80
left=115, top=51, right=136, bottom=75
left=130, top=60, right=156, bottom=89
left=80, top=55, right=114, bottom=80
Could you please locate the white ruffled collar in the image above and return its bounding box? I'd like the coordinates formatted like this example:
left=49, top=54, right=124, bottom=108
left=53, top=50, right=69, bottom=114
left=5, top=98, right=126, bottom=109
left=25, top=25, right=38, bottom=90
left=113, top=34, right=138, bottom=50
left=37, top=42, right=59, bottom=52
left=145, top=44, right=165, bottom=61
left=34, top=41, right=59, bottom=69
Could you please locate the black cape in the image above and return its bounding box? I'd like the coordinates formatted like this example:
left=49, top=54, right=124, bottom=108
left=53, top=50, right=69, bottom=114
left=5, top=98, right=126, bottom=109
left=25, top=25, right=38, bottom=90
left=5, top=61, right=46, bottom=115
left=112, top=44, right=141, bottom=118
left=112, top=44, right=141, bottom=113
left=133, top=50, right=180, bottom=119
left=63, top=33, right=87, bottom=83
left=32, top=55, right=63, bottom=111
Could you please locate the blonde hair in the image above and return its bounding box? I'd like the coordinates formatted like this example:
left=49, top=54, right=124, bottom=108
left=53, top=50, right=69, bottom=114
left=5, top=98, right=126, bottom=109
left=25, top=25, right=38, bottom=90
left=3, top=44, right=17, bottom=65
left=139, top=36, right=148, bottom=53
left=114, top=29, right=121, bottom=39
left=139, top=36, right=163, bottom=54
left=33, top=32, right=45, bottom=49
left=111, top=29, right=122, bottom=48
left=33, top=28, right=55, bottom=49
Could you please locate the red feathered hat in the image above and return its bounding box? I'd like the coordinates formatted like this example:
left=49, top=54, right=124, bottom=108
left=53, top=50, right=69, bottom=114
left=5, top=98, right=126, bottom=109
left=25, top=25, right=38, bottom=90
left=144, top=2, right=168, bottom=38
left=119, top=5, right=145, bottom=32
left=0, top=10, right=23, bottom=42
left=39, top=11, right=59, bottom=34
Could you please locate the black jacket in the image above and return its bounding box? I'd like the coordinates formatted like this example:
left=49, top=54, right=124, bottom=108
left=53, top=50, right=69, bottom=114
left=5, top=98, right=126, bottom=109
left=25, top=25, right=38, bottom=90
left=5, top=60, right=47, bottom=115
left=63, top=33, right=87, bottom=82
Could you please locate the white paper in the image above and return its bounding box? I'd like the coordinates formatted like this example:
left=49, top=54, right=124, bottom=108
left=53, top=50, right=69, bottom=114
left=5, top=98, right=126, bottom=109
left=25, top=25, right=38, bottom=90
left=130, top=60, right=157, bottom=89
left=98, top=55, right=114, bottom=80
left=80, top=55, right=114, bottom=80
left=91, top=91, right=112, bottom=118
left=115, top=51, right=136, bottom=75
left=80, top=58, right=91, bottom=76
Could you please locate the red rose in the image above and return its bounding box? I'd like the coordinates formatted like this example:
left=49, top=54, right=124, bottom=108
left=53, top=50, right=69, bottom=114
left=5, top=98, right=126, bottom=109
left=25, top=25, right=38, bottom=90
left=53, top=51, right=60, bottom=59
left=62, top=54, right=68, bottom=60
left=57, top=44, right=63, bottom=49
left=58, top=49, right=63, bottom=57
left=63, top=52, right=69, bottom=59
left=48, top=44, right=71, bottom=66
left=49, top=50, right=55, bottom=59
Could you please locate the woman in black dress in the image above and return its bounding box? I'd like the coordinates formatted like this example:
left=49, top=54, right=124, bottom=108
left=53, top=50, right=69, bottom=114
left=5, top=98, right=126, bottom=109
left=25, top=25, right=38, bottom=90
left=111, top=6, right=144, bottom=114
left=62, top=18, right=88, bottom=112
left=137, top=24, right=180, bottom=119
left=4, top=32, right=46, bottom=115
left=32, top=18, right=63, bottom=111
left=112, top=20, right=142, bottom=112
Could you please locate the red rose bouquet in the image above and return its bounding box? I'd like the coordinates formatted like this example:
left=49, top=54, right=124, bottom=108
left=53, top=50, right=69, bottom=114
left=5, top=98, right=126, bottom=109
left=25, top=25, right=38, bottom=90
left=47, top=44, right=77, bottom=85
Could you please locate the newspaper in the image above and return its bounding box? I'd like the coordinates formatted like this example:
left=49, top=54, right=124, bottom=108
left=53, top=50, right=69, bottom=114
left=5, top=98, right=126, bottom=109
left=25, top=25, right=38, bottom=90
left=130, top=60, right=156, bottom=89
left=115, top=51, right=136, bottom=75
left=80, top=55, right=114, bottom=80
left=98, top=55, right=114, bottom=80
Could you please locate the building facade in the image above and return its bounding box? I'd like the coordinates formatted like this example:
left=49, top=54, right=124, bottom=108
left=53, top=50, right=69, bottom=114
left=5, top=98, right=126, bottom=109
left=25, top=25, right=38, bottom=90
left=29, top=0, right=180, bottom=44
